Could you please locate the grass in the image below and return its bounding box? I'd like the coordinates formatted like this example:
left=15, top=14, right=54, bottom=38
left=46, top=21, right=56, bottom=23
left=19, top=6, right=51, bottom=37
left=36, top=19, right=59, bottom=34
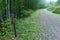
left=53, top=13, right=60, bottom=17
left=2, top=9, right=44, bottom=40
left=16, top=10, right=41, bottom=40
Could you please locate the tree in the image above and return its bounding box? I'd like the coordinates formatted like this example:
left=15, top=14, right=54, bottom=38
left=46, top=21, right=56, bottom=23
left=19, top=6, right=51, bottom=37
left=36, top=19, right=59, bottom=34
left=6, top=0, right=10, bottom=19
left=57, top=0, right=60, bottom=5
left=38, top=0, right=47, bottom=8
left=24, top=0, right=39, bottom=10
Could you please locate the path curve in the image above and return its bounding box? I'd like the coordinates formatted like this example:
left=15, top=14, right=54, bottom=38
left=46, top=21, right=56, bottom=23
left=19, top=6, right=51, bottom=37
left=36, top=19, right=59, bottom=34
left=39, top=9, right=60, bottom=40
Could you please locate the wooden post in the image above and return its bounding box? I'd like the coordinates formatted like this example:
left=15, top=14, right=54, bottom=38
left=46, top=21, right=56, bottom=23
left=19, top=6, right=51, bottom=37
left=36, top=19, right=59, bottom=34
left=11, top=14, right=17, bottom=38
left=10, top=0, right=17, bottom=38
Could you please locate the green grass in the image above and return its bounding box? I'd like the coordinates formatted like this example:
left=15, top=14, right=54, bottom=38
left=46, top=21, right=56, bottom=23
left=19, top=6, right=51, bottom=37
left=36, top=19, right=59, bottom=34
left=16, top=10, right=41, bottom=40
left=16, top=10, right=43, bottom=40
left=2, top=9, right=44, bottom=40
left=53, top=13, right=60, bottom=17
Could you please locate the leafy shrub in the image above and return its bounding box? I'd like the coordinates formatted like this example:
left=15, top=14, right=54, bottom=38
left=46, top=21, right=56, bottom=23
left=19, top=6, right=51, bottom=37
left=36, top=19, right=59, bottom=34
left=48, top=6, right=55, bottom=11
left=0, top=19, right=11, bottom=40
left=53, top=6, right=60, bottom=14
left=17, top=10, right=33, bottom=18
left=48, top=5, right=60, bottom=14
left=53, top=9, right=60, bottom=14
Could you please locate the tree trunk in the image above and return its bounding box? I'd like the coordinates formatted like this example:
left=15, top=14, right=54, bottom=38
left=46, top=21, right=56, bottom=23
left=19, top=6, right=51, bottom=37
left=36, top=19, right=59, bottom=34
left=6, top=0, right=10, bottom=19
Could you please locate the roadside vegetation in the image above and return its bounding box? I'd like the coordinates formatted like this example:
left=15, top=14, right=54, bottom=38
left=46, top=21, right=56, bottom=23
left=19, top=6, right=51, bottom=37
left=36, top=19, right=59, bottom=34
left=53, top=6, right=60, bottom=14
left=0, top=9, right=44, bottom=40
left=0, top=0, right=44, bottom=40
left=3, top=10, right=42, bottom=40
left=47, top=5, right=60, bottom=16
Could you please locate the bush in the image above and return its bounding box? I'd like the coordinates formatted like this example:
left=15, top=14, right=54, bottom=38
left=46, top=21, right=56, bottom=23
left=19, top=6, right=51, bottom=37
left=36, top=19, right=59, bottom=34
left=17, top=10, right=33, bottom=18
left=48, top=5, right=60, bottom=14
left=53, top=6, right=60, bottom=14
left=53, top=9, right=60, bottom=14
left=0, top=19, right=11, bottom=40
left=47, top=6, right=55, bottom=11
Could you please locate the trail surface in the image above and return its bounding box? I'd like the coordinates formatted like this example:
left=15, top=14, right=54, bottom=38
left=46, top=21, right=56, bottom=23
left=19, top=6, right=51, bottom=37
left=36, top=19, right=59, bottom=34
left=37, top=9, right=60, bottom=40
